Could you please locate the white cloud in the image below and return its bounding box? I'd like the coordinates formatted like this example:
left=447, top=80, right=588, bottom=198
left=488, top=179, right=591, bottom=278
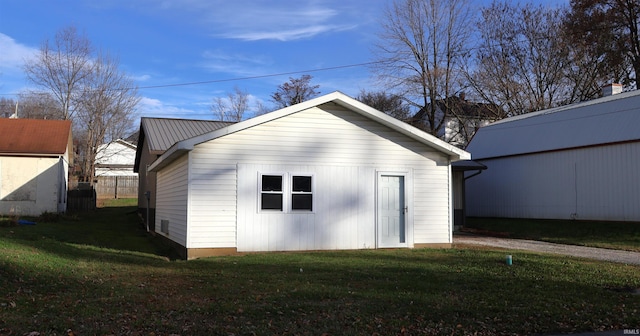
left=137, top=96, right=195, bottom=117
left=225, top=24, right=357, bottom=42
left=200, top=49, right=271, bottom=76
left=208, top=5, right=356, bottom=41
left=0, top=33, right=37, bottom=70
left=132, top=74, right=152, bottom=82
left=143, top=1, right=360, bottom=41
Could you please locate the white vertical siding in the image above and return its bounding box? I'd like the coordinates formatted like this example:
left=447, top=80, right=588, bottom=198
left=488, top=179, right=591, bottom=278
left=466, top=142, right=640, bottom=221
left=155, top=154, right=189, bottom=246
left=187, top=104, right=452, bottom=250
left=237, top=164, right=373, bottom=252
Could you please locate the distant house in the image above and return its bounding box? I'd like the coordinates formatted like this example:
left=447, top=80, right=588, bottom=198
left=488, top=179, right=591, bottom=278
left=465, top=87, right=640, bottom=221
left=95, top=139, right=137, bottom=177
left=94, top=139, right=138, bottom=199
left=134, top=117, right=235, bottom=229
left=0, top=119, right=73, bottom=216
left=412, top=94, right=500, bottom=148
left=142, top=92, right=470, bottom=259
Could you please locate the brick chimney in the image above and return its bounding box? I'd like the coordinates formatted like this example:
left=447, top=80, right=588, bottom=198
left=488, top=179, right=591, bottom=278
left=602, top=83, right=622, bottom=96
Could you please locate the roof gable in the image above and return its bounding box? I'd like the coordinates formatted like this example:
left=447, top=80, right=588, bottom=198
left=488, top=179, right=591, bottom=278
left=0, top=118, right=72, bottom=155
left=139, top=117, right=235, bottom=153
left=96, top=139, right=137, bottom=165
left=149, top=92, right=470, bottom=172
left=134, top=117, right=235, bottom=172
left=467, top=90, right=640, bottom=159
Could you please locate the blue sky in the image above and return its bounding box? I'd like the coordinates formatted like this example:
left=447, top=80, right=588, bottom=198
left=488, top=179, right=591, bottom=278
left=0, top=0, right=567, bottom=122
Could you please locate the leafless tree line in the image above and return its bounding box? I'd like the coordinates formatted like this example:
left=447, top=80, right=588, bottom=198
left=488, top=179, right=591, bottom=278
left=21, top=26, right=140, bottom=182
left=369, top=0, right=640, bottom=147
left=11, top=0, right=639, bottom=159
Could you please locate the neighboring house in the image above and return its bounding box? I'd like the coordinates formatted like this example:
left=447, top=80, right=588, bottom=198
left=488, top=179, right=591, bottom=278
left=134, top=117, right=235, bottom=229
left=412, top=94, right=500, bottom=148
left=0, top=118, right=73, bottom=216
left=143, top=92, right=470, bottom=259
left=95, top=139, right=138, bottom=199
left=465, top=87, right=640, bottom=221
left=95, top=139, right=137, bottom=177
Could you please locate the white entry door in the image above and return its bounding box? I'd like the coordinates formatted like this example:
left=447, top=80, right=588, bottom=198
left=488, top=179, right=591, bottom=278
left=377, top=175, right=406, bottom=248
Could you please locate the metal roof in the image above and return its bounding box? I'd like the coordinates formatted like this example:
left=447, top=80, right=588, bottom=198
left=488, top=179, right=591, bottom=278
left=467, top=89, right=640, bottom=159
left=140, top=117, right=234, bottom=153
left=134, top=117, right=234, bottom=172
left=0, top=118, right=72, bottom=155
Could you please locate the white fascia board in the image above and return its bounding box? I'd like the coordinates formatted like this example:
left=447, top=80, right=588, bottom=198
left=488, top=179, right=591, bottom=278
left=147, top=141, right=192, bottom=172
left=148, top=91, right=471, bottom=172
left=331, top=94, right=471, bottom=160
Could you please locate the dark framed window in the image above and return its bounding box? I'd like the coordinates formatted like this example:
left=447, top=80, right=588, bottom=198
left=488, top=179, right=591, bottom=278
left=261, top=175, right=283, bottom=210
left=291, top=175, right=312, bottom=211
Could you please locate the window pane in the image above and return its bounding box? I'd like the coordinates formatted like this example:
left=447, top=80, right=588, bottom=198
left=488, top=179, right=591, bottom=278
left=262, top=175, right=282, bottom=191
left=292, top=194, right=312, bottom=211
left=261, top=194, right=283, bottom=210
left=292, top=176, right=312, bottom=192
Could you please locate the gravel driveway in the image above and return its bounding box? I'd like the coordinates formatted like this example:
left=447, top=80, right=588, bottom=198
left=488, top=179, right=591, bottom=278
left=454, top=235, right=640, bottom=266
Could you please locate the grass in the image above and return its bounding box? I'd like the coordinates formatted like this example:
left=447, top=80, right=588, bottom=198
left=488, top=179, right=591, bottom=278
left=465, top=217, right=640, bottom=252
left=0, top=207, right=639, bottom=335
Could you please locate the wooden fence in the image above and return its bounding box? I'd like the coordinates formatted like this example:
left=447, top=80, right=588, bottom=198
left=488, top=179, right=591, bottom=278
left=67, top=183, right=96, bottom=212
left=95, top=176, right=138, bottom=199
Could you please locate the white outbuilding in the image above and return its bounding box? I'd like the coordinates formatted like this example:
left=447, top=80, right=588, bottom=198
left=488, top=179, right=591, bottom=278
left=465, top=88, right=640, bottom=221
left=146, top=92, right=470, bottom=259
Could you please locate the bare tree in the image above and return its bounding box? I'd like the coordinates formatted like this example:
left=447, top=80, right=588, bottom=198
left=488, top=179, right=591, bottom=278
left=16, top=92, right=65, bottom=119
left=22, top=26, right=139, bottom=183
left=75, top=53, right=139, bottom=182
left=468, top=1, right=572, bottom=116
left=211, top=97, right=228, bottom=121
left=271, top=75, right=320, bottom=108
left=253, top=100, right=273, bottom=117
left=565, top=0, right=639, bottom=87
left=356, top=90, right=411, bottom=121
left=561, top=34, right=612, bottom=102
left=0, top=97, right=17, bottom=118
left=373, top=0, right=473, bottom=137
left=23, top=26, right=92, bottom=120
left=211, top=87, right=250, bottom=122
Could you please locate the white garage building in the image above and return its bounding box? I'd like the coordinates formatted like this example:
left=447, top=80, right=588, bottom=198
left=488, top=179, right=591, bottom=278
left=465, top=88, right=640, bottom=221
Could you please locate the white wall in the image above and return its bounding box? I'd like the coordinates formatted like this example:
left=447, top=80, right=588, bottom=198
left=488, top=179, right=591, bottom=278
left=155, top=154, right=189, bottom=246
left=0, top=156, right=63, bottom=216
left=466, top=142, right=640, bottom=221
left=186, top=103, right=452, bottom=251
left=236, top=164, right=378, bottom=251
left=95, top=141, right=137, bottom=177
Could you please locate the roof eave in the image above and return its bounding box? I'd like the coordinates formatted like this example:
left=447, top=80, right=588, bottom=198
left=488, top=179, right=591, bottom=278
left=147, top=141, right=193, bottom=172
left=149, top=91, right=472, bottom=170
left=331, top=95, right=471, bottom=161
left=0, top=152, right=66, bottom=157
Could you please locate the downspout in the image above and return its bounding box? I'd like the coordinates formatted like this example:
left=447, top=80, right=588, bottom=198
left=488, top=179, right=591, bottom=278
left=145, top=164, right=150, bottom=232
left=145, top=190, right=150, bottom=232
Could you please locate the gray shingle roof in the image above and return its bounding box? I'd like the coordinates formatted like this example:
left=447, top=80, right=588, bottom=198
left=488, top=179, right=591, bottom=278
left=467, top=90, right=640, bottom=159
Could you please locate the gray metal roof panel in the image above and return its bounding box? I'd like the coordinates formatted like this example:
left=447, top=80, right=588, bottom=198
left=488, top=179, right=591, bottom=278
left=141, top=117, right=234, bottom=152
left=467, top=90, right=640, bottom=159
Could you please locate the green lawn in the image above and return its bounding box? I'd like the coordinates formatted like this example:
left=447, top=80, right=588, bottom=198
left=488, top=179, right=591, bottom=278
left=465, top=217, right=640, bottom=252
left=1, top=207, right=639, bottom=335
